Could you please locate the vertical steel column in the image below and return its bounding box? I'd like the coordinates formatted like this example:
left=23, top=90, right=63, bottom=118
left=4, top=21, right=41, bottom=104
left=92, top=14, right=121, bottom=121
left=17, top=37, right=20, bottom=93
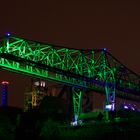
left=72, top=87, right=83, bottom=124
left=102, top=50, right=116, bottom=121
left=105, top=72, right=116, bottom=110
left=105, top=72, right=116, bottom=121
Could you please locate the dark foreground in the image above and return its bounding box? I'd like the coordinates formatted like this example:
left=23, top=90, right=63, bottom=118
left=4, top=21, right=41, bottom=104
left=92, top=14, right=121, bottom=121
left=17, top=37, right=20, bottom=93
left=1, top=107, right=140, bottom=140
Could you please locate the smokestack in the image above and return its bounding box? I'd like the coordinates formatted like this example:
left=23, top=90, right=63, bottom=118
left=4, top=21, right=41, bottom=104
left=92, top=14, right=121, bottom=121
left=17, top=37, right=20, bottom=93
left=1, top=81, right=9, bottom=107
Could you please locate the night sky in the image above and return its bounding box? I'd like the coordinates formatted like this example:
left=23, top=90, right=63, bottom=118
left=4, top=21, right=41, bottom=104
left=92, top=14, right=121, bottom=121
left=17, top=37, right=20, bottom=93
left=0, top=0, right=140, bottom=108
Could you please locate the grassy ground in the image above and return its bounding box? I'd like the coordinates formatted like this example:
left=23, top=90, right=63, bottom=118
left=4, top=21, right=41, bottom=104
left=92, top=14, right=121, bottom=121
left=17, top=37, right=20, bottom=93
left=1, top=108, right=140, bottom=140
left=39, top=117, right=140, bottom=139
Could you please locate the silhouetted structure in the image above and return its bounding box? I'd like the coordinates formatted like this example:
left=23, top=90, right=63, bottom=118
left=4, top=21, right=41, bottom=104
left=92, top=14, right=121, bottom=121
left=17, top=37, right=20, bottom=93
left=24, top=79, right=48, bottom=111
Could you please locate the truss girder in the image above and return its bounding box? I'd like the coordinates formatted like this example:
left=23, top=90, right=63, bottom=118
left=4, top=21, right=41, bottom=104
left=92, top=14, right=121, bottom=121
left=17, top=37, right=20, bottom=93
left=0, top=36, right=139, bottom=100
left=105, top=52, right=140, bottom=96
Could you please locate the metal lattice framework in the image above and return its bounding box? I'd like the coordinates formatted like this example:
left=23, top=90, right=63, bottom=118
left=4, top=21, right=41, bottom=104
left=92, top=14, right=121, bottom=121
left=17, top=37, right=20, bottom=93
left=0, top=35, right=140, bottom=122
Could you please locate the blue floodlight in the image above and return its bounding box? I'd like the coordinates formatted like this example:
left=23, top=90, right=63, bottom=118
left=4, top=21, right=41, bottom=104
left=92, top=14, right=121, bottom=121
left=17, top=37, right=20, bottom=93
left=7, top=33, right=11, bottom=36
left=103, top=48, right=107, bottom=51
left=105, top=104, right=112, bottom=110
left=5, top=33, right=11, bottom=37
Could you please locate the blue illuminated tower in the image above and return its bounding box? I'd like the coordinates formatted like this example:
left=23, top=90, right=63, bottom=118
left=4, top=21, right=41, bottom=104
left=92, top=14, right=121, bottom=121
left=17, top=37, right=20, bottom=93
left=1, top=81, right=9, bottom=107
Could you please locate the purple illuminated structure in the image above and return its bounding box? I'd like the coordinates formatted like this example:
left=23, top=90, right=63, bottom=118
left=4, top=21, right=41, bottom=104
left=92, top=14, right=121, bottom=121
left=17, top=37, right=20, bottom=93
left=123, top=103, right=138, bottom=111
left=1, top=81, right=9, bottom=107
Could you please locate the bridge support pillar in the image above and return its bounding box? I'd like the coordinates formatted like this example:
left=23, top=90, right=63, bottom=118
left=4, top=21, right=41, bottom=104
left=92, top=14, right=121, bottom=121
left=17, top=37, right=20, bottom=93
left=105, top=72, right=116, bottom=121
left=71, top=87, right=83, bottom=125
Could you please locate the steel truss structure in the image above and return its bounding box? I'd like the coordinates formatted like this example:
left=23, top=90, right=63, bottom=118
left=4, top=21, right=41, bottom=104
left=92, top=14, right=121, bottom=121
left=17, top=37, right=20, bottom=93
left=0, top=35, right=140, bottom=122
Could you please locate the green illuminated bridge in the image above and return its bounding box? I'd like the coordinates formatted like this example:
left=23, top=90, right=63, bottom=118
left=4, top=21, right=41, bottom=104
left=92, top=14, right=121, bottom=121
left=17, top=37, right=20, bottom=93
left=0, top=35, right=140, bottom=122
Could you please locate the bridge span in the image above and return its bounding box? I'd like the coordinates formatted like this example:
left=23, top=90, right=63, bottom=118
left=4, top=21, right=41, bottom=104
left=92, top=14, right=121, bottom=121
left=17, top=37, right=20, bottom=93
left=0, top=34, right=140, bottom=123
